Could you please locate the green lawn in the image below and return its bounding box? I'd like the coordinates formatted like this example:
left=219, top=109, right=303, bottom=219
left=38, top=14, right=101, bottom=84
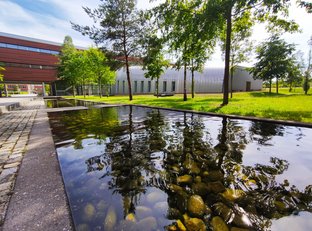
left=67, top=88, right=312, bottom=123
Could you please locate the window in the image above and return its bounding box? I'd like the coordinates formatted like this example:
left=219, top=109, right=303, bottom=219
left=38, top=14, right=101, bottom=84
left=172, top=81, right=176, bottom=92
left=122, top=81, right=125, bottom=93
left=0, top=42, right=59, bottom=54
left=117, top=81, right=120, bottom=93
left=148, top=81, right=151, bottom=92
left=141, top=81, right=144, bottom=93
left=134, top=81, right=138, bottom=93
left=163, top=81, right=167, bottom=92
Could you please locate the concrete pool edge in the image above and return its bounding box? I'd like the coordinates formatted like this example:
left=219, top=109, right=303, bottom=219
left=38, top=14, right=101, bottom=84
left=2, top=104, right=73, bottom=230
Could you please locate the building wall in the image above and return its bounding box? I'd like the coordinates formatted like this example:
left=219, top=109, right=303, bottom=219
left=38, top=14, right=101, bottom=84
left=0, top=32, right=61, bottom=83
left=112, top=66, right=262, bottom=95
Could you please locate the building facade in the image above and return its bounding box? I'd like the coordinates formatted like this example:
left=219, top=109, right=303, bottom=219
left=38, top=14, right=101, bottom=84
left=112, top=66, right=262, bottom=95
left=0, top=32, right=61, bottom=84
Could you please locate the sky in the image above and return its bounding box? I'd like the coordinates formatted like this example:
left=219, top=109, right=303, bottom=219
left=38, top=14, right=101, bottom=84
left=0, top=0, right=311, bottom=67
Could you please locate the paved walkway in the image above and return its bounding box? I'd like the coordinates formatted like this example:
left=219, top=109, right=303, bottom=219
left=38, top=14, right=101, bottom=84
left=0, top=97, right=72, bottom=230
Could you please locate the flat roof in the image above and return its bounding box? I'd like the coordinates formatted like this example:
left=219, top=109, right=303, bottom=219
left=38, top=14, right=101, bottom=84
left=0, top=31, right=86, bottom=49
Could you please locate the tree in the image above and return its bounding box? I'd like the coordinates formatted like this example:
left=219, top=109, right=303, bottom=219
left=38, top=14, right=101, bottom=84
left=220, top=10, right=254, bottom=98
left=249, top=35, right=296, bottom=94
left=143, top=35, right=169, bottom=97
left=72, top=0, right=146, bottom=101
left=57, top=36, right=79, bottom=96
left=285, top=59, right=302, bottom=92
left=154, top=0, right=218, bottom=101
left=206, top=0, right=298, bottom=105
left=84, top=48, right=116, bottom=97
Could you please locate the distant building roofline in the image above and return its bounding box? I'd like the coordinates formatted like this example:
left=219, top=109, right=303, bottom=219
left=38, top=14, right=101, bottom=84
left=0, top=31, right=87, bottom=50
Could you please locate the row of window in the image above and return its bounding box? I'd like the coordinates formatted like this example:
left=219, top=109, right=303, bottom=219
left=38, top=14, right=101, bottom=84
left=117, top=80, right=176, bottom=93
left=0, top=42, right=59, bottom=55
left=4, top=62, right=56, bottom=70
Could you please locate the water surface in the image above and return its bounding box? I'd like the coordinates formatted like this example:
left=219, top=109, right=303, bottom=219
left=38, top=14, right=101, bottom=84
left=48, top=105, right=312, bottom=231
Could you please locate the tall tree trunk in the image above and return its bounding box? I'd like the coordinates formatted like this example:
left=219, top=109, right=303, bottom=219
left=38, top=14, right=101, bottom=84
left=269, top=79, right=272, bottom=93
left=191, top=60, right=195, bottom=99
left=276, top=78, right=279, bottom=94
left=72, top=84, right=75, bottom=97
left=184, top=62, right=187, bottom=101
left=125, top=56, right=132, bottom=101
left=156, top=78, right=159, bottom=98
left=222, top=7, right=232, bottom=106
left=191, top=69, right=195, bottom=99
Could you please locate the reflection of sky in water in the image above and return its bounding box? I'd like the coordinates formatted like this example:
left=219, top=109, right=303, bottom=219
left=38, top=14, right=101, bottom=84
left=271, top=212, right=312, bottom=230
left=242, top=126, right=312, bottom=190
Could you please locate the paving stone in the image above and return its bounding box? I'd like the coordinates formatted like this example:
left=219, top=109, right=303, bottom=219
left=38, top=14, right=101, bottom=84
left=8, top=153, right=23, bottom=159
left=0, top=182, right=12, bottom=192
left=3, top=162, right=20, bottom=169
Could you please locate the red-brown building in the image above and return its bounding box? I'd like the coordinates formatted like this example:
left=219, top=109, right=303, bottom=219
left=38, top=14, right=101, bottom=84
left=0, top=32, right=61, bottom=84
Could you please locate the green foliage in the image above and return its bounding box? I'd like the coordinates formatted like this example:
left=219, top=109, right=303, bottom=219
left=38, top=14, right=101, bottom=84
left=250, top=35, right=297, bottom=93
left=142, top=35, right=169, bottom=96
left=72, top=0, right=146, bottom=101
left=154, top=0, right=217, bottom=101
left=84, top=48, right=116, bottom=97
left=0, top=65, right=4, bottom=81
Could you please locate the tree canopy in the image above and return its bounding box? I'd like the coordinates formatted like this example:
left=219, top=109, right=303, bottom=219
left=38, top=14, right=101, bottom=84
left=249, top=35, right=297, bottom=93
left=72, top=0, right=146, bottom=101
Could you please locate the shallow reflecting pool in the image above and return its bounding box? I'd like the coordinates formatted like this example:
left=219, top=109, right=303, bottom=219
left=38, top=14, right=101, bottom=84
left=48, top=106, right=312, bottom=231
left=45, top=98, right=97, bottom=108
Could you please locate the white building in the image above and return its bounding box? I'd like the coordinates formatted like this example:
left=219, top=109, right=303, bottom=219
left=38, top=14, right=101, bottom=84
left=112, top=66, right=262, bottom=95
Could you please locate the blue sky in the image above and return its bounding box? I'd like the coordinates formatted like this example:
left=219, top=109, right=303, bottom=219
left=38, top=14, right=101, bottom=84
left=0, top=0, right=311, bottom=67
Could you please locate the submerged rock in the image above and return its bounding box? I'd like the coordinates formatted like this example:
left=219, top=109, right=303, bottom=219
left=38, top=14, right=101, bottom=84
left=136, top=206, right=153, bottom=220
left=96, top=200, right=108, bottom=211
left=137, top=216, right=157, bottom=231
left=176, top=219, right=187, bottom=231
left=167, top=208, right=182, bottom=220
left=184, top=218, right=206, bottom=231
left=192, top=182, right=210, bottom=196
left=208, top=181, right=226, bottom=194
left=207, top=171, right=224, bottom=181
left=154, top=201, right=168, bottom=215
left=76, top=223, right=90, bottom=231
left=194, top=176, right=202, bottom=183
left=83, top=203, right=95, bottom=221
left=211, top=216, right=229, bottom=231
left=221, top=188, right=245, bottom=201
left=104, top=206, right=117, bottom=231
left=177, top=175, right=193, bottom=184
left=213, top=202, right=234, bottom=223
left=187, top=195, right=205, bottom=217
left=125, top=213, right=136, bottom=222
left=147, top=191, right=167, bottom=204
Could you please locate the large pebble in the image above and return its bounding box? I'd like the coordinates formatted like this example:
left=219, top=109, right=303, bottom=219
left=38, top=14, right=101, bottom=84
left=104, top=206, right=117, bottom=231
left=187, top=195, right=205, bottom=217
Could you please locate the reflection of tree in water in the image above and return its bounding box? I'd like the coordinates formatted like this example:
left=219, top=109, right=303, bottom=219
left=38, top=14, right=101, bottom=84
left=53, top=107, right=312, bottom=230
left=249, top=121, right=284, bottom=145
left=49, top=107, right=119, bottom=149
left=85, top=107, right=169, bottom=218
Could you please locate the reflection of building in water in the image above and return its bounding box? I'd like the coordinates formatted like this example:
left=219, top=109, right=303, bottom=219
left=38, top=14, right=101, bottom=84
left=111, top=66, right=263, bottom=95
